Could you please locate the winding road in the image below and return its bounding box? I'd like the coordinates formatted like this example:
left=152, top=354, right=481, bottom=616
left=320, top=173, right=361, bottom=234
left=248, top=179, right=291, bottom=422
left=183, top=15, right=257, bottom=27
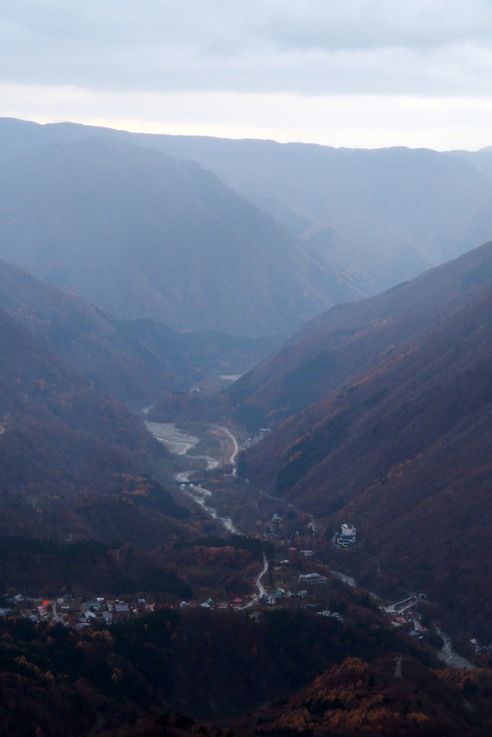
left=255, top=553, right=269, bottom=598
left=237, top=553, right=269, bottom=609
left=213, top=424, right=239, bottom=473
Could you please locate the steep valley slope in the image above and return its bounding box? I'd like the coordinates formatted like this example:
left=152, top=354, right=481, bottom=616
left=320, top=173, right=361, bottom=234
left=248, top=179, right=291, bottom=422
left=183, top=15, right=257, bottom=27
left=239, top=242, right=492, bottom=638
left=0, top=306, right=189, bottom=546
left=0, top=259, right=276, bottom=403
left=229, top=238, right=492, bottom=427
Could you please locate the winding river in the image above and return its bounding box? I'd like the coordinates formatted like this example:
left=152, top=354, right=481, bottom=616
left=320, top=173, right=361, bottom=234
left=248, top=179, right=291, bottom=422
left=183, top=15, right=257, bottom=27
left=146, top=421, right=242, bottom=535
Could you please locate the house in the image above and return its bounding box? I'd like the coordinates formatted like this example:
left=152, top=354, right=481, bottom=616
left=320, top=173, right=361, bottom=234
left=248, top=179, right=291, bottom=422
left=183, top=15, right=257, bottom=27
left=113, top=603, right=130, bottom=621
left=339, top=524, right=357, bottom=544
left=76, top=615, right=90, bottom=629
left=299, top=573, right=328, bottom=586
left=392, top=615, right=407, bottom=626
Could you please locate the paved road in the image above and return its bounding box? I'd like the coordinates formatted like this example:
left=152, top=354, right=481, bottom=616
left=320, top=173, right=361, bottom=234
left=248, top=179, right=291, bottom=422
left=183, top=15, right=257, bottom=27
left=213, top=425, right=239, bottom=471
left=255, top=553, right=269, bottom=598
left=52, top=601, right=64, bottom=624
left=238, top=553, right=269, bottom=609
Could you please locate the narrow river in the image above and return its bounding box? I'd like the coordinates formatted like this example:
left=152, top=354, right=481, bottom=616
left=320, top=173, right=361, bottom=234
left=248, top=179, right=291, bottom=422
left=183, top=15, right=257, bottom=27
left=146, top=421, right=242, bottom=535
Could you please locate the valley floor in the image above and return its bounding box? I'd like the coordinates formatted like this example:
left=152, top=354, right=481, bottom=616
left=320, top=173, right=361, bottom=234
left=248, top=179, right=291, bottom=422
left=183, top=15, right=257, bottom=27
left=145, top=418, right=488, bottom=671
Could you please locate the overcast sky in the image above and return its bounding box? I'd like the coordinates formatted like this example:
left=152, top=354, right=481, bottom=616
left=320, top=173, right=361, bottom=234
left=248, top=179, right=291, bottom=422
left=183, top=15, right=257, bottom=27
left=3, top=1, right=492, bottom=149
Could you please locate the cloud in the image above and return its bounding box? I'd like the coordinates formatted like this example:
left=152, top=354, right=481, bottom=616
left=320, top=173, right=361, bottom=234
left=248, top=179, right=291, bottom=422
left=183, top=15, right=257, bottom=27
left=4, top=83, right=492, bottom=151
left=2, top=1, right=492, bottom=96
left=2, top=1, right=492, bottom=149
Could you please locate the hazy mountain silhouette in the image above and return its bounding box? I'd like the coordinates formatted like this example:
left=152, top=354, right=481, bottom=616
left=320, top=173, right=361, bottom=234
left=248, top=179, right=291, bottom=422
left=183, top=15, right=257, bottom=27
left=0, top=131, right=361, bottom=336
left=3, top=118, right=492, bottom=296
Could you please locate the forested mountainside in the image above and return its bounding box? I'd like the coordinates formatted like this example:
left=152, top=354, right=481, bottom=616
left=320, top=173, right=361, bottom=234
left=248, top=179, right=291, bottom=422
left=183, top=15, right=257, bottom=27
left=3, top=608, right=492, bottom=737
left=232, top=655, right=492, bottom=737
left=0, top=307, right=189, bottom=545
left=0, top=133, right=358, bottom=337
left=228, top=239, right=492, bottom=427
left=3, top=118, right=492, bottom=295
left=240, top=275, right=492, bottom=637
left=0, top=259, right=276, bottom=403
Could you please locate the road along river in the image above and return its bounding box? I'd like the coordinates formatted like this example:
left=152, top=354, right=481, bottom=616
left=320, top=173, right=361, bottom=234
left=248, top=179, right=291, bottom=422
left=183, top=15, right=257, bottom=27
left=146, top=421, right=242, bottom=535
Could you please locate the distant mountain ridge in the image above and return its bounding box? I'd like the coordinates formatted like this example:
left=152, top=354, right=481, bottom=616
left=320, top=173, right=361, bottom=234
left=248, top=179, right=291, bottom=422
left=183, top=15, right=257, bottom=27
left=2, top=118, right=492, bottom=297
left=0, top=127, right=362, bottom=337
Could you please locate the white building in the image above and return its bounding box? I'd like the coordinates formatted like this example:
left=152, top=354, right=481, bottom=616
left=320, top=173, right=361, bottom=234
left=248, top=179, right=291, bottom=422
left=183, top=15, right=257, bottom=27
left=339, top=523, right=357, bottom=543
left=298, top=573, right=328, bottom=586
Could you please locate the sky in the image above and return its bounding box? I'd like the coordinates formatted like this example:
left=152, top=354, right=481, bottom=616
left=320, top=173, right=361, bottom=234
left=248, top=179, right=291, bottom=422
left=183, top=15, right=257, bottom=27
left=2, top=0, right=492, bottom=150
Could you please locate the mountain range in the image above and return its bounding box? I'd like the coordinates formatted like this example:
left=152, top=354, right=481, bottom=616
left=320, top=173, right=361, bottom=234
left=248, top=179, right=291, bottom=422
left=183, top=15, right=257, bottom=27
left=238, top=240, right=492, bottom=637
left=0, top=258, right=275, bottom=403
left=3, top=117, right=492, bottom=296
left=0, top=123, right=360, bottom=337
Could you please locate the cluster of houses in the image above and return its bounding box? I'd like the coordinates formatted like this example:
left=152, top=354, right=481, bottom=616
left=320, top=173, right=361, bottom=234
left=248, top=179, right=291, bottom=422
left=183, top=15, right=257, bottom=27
left=388, top=610, right=426, bottom=638
left=180, top=598, right=233, bottom=610
left=382, top=594, right=429, bottom=639
left=0, top=593, right=155, bottom=628
left=259, top=587, right=307, bottom=606
left=318, top=609, right=344, bottom=623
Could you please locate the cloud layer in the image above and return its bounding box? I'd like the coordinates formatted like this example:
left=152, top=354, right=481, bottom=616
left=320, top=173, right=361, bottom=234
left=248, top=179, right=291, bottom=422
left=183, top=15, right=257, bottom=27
left=2, top=1, right=492, bottom=148
left=3, top=1, right=492, bottom=95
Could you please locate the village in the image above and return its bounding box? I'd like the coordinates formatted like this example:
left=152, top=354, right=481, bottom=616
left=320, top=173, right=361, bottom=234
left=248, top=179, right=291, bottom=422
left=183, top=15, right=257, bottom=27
left=0, top=592, right=156, bottom=628
left=1, top=513, right=490, bottom=669
left=0, top=521, right=430, bottom=638
left=0, top=518, right=350, bottom=629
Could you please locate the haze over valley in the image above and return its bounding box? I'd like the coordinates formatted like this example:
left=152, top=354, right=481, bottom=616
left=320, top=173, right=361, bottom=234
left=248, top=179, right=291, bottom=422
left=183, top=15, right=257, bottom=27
left=2, top=3, right=492, bottom=735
